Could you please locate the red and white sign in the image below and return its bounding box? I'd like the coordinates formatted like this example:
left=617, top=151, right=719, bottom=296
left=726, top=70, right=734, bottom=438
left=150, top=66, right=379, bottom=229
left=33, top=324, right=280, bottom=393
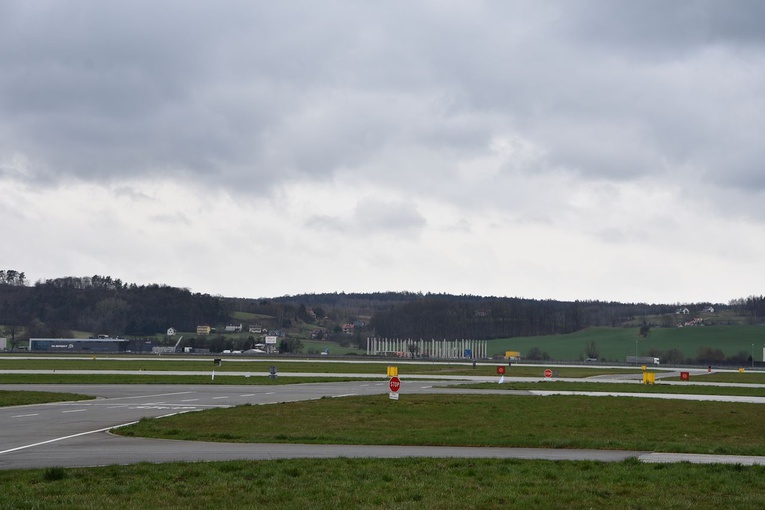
left=497, top=366, right=506, bottom=375
left=544, top=369, right=553, bottom=378
left=680, top=371, right=690, bottom=381
left=389, top=376, right=401, bottom=393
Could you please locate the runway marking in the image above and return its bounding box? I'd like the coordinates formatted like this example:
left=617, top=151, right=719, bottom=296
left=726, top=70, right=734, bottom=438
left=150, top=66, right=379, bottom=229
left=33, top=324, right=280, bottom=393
left=0, top=423, right=136, bottom=456
left=240, top=394, right=255, bottom=397
left=128, top=406, right=202, bottom=411
left=180, top=399, right=199, bottom=402
left=212, top=396, right=229, bottom=400
left=11, top=413, right=39, bottom=418
left=102, top=391, right=194, bottom=401
left=62, top=409, right=87, bottom=413
left=0, top=409, right=201, bottom=457
left=265, top=392, right=276, bottom=395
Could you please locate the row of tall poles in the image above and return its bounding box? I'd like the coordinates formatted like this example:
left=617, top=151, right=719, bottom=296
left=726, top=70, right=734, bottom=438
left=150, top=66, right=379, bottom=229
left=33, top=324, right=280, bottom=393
left=366, top=337, right=488, bottom=359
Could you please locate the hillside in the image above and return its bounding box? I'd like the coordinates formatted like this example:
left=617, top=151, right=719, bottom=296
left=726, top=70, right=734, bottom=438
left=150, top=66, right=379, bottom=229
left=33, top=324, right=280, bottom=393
left=2, top=270, right=764, bottom=359
left=489, top=325, right=765, bottom=365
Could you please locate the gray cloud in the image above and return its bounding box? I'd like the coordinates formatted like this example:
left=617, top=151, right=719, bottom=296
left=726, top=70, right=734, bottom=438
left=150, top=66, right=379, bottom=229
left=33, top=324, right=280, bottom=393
left=3, top=1, right=764, bottom=202
left=3, top=1, right=765, bottom=302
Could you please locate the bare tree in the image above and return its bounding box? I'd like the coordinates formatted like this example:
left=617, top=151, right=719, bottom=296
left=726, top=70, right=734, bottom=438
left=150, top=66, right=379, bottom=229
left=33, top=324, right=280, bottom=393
left=585, top=340, right=599, bottom=359
left=2, top=324, right=22, bottom=351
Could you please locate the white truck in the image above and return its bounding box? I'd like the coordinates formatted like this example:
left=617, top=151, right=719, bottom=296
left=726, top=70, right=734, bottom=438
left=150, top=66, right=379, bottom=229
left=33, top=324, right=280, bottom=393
left=626, top=356, right=660, bottom=365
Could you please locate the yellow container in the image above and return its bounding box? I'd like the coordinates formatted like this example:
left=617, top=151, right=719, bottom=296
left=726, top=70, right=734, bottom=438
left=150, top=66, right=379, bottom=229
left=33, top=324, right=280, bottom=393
left=642, top=372, right=655, bottom=385
left=387, top=366, right=398, bottom=377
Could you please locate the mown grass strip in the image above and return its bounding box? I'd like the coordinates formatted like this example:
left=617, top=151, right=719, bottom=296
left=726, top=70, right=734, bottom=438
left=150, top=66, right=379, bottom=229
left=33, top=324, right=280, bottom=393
left=460, top=381, right=765, bottom=397
left=117, top=394, right=765, bottom=456
left=0, top=357, right=647, bottom=378
left=0, top=390, right=93, bottom=407
left=0, top=374, right=361, bottom=385
left=1, top=458, right=764, bottom=509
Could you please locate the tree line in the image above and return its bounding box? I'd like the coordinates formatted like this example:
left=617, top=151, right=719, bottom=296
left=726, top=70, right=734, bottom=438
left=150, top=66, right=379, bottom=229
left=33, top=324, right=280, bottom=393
left=3, top=269, right=764, bottom=350
left=0, top=273, right=228, bottom=347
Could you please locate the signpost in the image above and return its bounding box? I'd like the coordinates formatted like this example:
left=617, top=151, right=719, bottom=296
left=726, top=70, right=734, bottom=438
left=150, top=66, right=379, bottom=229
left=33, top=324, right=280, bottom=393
left=389, top=376, right=401, bottom=400
left=544, top=368, right=553, bottom=379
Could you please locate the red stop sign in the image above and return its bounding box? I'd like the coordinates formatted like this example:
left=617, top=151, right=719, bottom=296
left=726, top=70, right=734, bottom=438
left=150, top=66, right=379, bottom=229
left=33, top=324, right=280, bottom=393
left=389, top=376, right=401, bottom=392
left=544, top=369, right=553, bottom=378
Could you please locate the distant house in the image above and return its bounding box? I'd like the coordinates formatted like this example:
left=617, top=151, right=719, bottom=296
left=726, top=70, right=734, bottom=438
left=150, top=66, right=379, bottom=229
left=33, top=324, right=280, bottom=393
left=197, top=325, right=211, bottom=336
left=702, top=306, right=715, bottom=313
left=166, top=327, right=176, bottom=336
left=248, top=324, right=264, bottom=334
left=224, top=323, right=243, bottom=333
left=675, top=307, right=690, bottom=315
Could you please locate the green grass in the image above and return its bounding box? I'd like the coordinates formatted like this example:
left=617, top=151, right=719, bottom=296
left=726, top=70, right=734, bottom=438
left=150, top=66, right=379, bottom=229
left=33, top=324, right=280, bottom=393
left=461, top=380, right=765, bottom=396
left=488, top=325, right=765, bottom=361
left=0, top=356, right=648, bottom=378
left=0, top=390, right=93, bottom=407
left=0, top=374, right=362, bottom=385
left=117, top=394, right=765, bottom=456
left=1, top=458, right=764, bottom=509
left=229, top=311, right=274, bottom=321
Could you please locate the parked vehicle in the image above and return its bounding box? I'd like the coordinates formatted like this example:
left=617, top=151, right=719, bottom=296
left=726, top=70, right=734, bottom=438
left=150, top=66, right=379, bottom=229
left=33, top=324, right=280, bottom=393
left=626, top=356, right=660, bottom=365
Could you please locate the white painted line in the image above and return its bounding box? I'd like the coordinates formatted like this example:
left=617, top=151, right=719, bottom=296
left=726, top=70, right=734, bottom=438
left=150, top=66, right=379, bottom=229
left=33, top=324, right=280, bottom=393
left=212, top=396, right=229, bottom=400
left=240, top=394, right=256, bottom=397
left=11, top=413, right=39, bottom=418
left=62, top=409, right=87, bottom=413
left=265, top=392, right=276, bottom=395
left=0, top=423, right=137, bottom=456
left=103, top=391, right=194, bottom=401
left=333, top=393, right=356, bottom=398
left=180, top=398, right=199, bottom=402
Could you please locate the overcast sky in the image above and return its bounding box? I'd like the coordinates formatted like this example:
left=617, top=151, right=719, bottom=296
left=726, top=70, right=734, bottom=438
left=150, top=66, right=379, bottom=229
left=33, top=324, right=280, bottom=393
left=2, top=1, right=764, bottom=304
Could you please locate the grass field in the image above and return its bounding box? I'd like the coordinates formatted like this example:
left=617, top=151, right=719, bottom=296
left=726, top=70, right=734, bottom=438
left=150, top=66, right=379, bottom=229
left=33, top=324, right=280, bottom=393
left=2, top=458, right=763, bottom=509
left=117, top=394, right=765, bottom=456
left=488, top=325, right=765, bottom=361
left=5, top=356, right=765, bottom=508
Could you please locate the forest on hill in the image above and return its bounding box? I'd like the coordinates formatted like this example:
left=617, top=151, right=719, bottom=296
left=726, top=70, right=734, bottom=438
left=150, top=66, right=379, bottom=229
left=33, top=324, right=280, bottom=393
left=0, top=273, right=228, bottom=344
left=2, top=269, right=765, bottom=349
